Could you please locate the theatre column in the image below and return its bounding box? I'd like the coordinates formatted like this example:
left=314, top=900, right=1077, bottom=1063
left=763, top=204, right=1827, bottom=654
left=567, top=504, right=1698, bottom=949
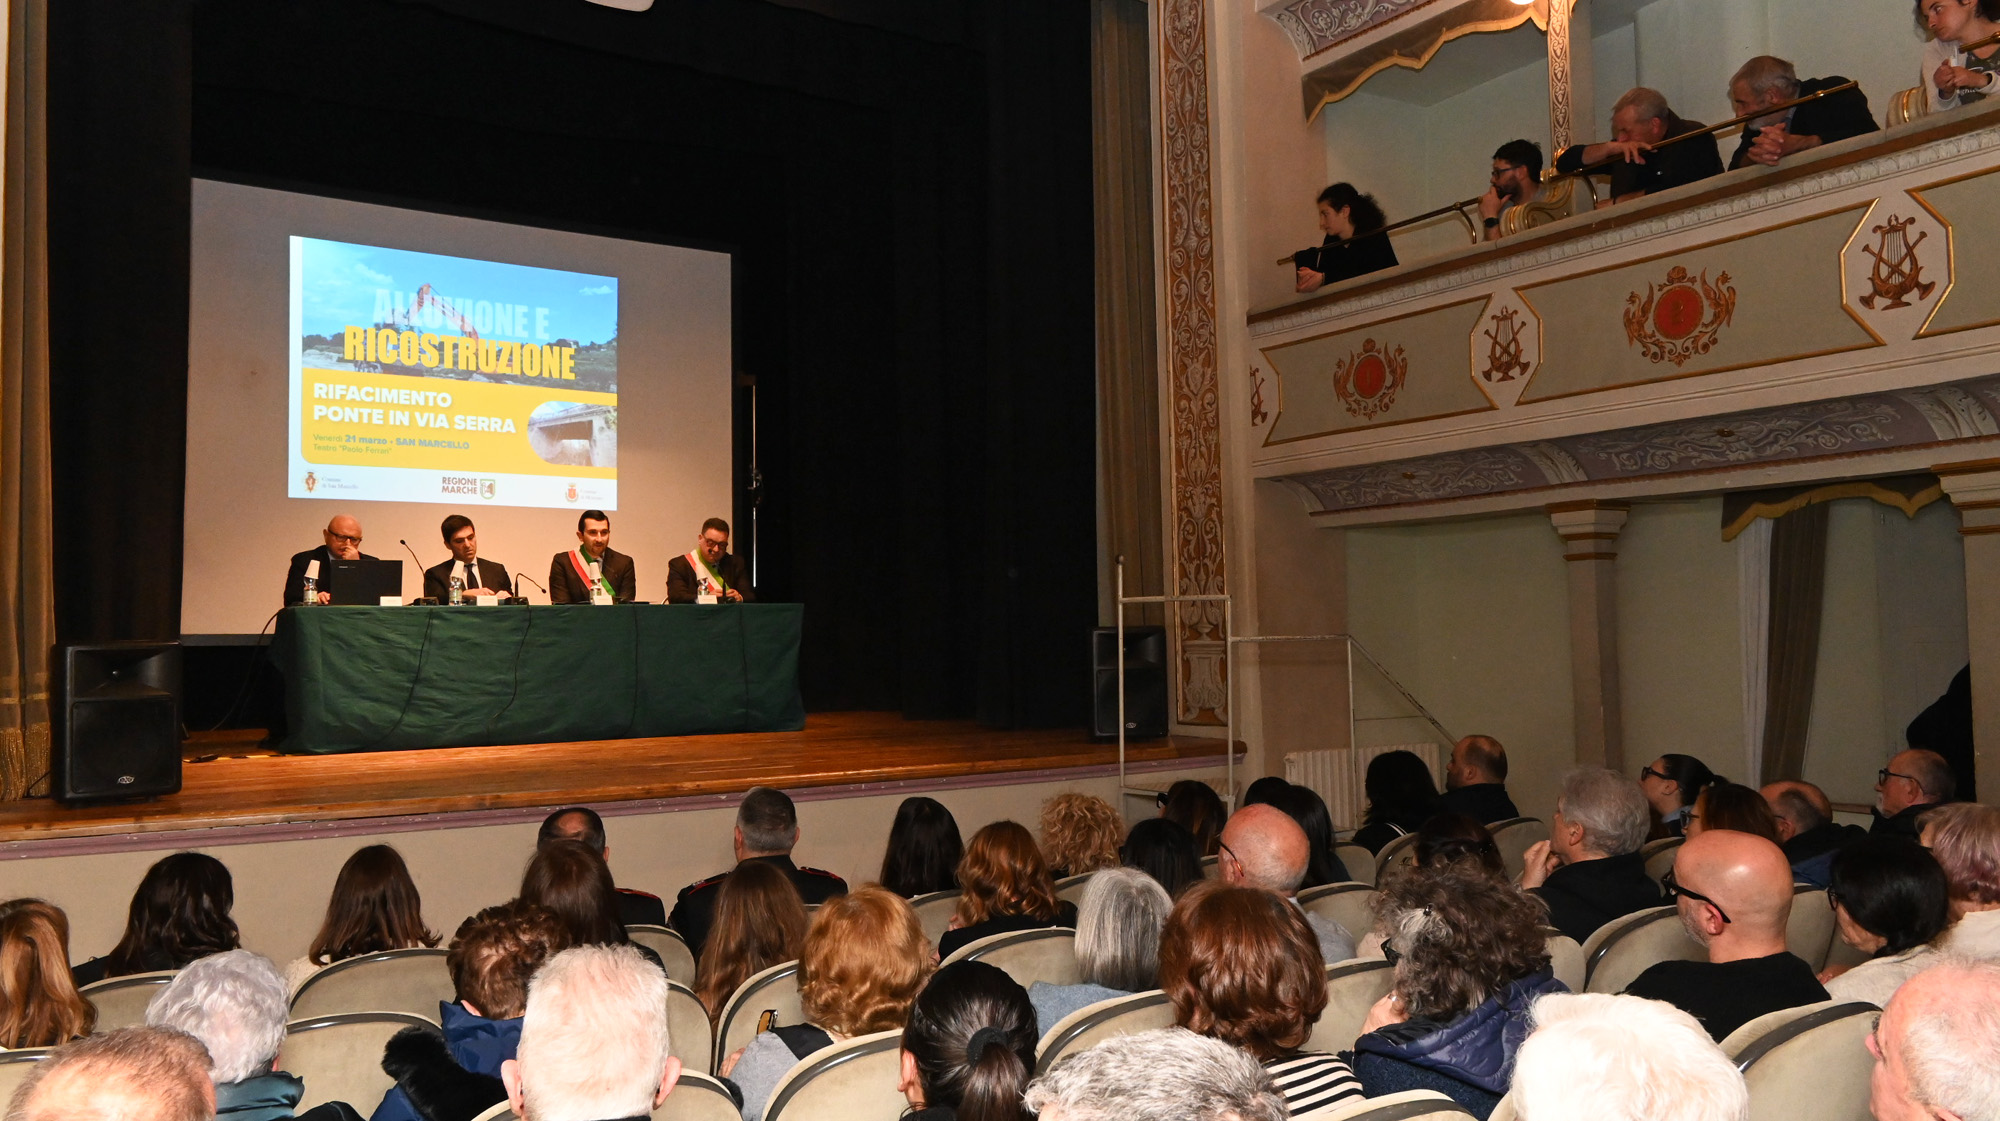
left=1548, top=501, right=1628, bottom=771
left=1934, top=461, right=2000, bottom=791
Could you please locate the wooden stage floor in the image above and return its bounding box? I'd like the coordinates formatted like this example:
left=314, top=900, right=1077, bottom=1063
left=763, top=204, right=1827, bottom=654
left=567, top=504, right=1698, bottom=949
left=0, top=713, right=1231, bottom=844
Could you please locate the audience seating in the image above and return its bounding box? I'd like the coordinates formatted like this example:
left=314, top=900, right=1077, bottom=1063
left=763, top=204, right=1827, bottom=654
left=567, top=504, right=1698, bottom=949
left=1054, top=872, right=1094, bottom=906
left=1545, top=932, right=1584, bottom=992
left=760, top=1027, right=904, bottom=1121
left=1307, top=959, right=1396, bottom=1054
left=1784, top=887, right=1836, bottom=972
left=907, top=890, right=961, bottom=948
left=628, top=924, right=698, bottom=982
left=1034, top=990, right=1176, bottom=1074
left=1333, top=841, right=1376, bottom=886
left=1581, top=905, right=1701, bottom=993
left=1725, top=1001, right=1878, bottom=1121
left=290, top=948, right=454, bottom=1021
left=1821, top=932, right=1873, bottom=974
left=77, top=969, right=179, bottom=1031
left=713, top=959, right=802, bottom=1075
left=663, top=979, right=716, bottom=1075
left=656, top=1071, right=745, bottom=1121
left=0, top=1049, right=48, bottom=1109
left=1298, top=883, right=1377, bottom=946
left=284, top=1011, right=438, bottom=1116
left=1299, top=1089, right=1476, bottom=1121
left=1374, top=833, right=1420, bottom=881
left=1488, top=818, right=1549, bottom=879
left=1641, top=837, right=1683, bottom=885
left=940, top=927, right=1081, bottom=988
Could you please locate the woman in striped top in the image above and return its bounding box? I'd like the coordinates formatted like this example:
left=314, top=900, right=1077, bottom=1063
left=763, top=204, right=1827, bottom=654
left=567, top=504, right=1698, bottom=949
left=1159, top=881, right=1365, bottom=1115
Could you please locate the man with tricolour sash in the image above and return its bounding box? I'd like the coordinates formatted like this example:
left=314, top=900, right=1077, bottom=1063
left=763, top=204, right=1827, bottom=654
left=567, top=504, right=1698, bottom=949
left=548, top=509, right=637, bottom=604
left=666, top=517, right=753, bottom=604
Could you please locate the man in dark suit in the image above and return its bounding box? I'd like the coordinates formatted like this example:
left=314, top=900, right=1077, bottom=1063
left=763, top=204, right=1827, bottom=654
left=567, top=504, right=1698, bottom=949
left=665, top=517, right=754, bottom=604
left=537, top=805, right=666, bottom=927
left=1521, top=768, right=1664, bottom=945
left=1436, top=734, right=1520, bottom=823
left=548, top=509, right=636, bottom=603
left=1871, top=748, right=1954, bottom=839
left=283, top=514, right=375, bottom=605
left=1760, top=780, right=1864, bottom=887
left=670, top=787, right=846, bottom=959
left=1727, top=56, right=1877, bottom=169
left=423, top=514, right=512, bottom=601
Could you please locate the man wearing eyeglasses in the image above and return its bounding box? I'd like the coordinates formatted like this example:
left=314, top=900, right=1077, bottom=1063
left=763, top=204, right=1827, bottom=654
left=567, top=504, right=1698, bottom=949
left=1623, top=830, right=1828, bottom=1041
left=1477, top=140, right=1547, bottom=242
left=665, top=517, right=753, bottom=605
left=1871, top=749, right=1955, bottom=840
left=283, top=514, right=376, bottom=605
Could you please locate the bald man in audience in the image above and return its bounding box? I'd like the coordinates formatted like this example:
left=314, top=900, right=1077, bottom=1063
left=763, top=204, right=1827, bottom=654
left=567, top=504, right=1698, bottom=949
left=1761, top=779, right=1864, bottom=887
left=1520, top=768, right=1664, bottom=944
left=1868, top=960, right=2000, bottom=1121
left=1437, top=734, right=1520, bottom=824
left=6, top=1026, right=215, bottom=1121
left=538, top=805, right=667, bottom=927
left=1623, top=830, right=1828, bottom=1040
left=1218, top=803, right=1356, bottom=963
left=1874, top=749, right=1955, bottom=840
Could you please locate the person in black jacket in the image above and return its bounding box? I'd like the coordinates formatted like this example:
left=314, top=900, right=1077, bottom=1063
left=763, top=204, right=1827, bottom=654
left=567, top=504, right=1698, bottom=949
left=423, top=514, right=511, bottom=601
left=1436, top=735, right=1519, bottom=825
left=1726, top=56, right=1878, bottom=169
left=1295, top=183, right=1398, bottom=293
left=1520, top=768, right=1664, bottom=945
left=283, top=514, right=374, bottom=606
left=1553, top=87, right=1722, bottom=204
left=1760, top=780, right=1864, bottom=887
left=665, top=517, right=754, bottom=604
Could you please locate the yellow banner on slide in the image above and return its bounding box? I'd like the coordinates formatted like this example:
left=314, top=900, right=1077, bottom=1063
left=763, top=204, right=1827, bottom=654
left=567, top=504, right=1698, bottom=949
left=299, top=366, right=617, bottom=477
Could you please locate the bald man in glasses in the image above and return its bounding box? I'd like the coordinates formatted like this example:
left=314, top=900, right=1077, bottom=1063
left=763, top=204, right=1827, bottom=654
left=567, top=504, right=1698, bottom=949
left=284, top=514, right=376, bottom=605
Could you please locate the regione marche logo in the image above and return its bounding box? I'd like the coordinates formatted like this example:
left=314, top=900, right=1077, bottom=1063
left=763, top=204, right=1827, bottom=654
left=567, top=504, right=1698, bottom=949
left=480, top=479, right=496, bottom=500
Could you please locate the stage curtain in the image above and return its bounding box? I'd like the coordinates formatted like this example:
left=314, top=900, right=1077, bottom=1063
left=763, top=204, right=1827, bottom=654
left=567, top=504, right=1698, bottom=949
left=0, top=0, right=53, bottom=801
left=1760, top=502, right=1829, bottom=784
left=1092, top=0, right=1163, bottom=626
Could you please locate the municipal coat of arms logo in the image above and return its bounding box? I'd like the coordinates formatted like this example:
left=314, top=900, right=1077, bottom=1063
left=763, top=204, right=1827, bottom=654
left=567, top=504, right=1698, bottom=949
left=1624, top=265, right=1736, bottom=366
left=304, top=471, right=317, bottom=493
left=565, top=483, right=579, bottom=503
left=1333, top=338, right=1406, bottom=420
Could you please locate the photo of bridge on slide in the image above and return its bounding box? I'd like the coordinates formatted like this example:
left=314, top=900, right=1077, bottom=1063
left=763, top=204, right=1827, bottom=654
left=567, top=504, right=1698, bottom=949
left=528, top=400, right=617, bottom=467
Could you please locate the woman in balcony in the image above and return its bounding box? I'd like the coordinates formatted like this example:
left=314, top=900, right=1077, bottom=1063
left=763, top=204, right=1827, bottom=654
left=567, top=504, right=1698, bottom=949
left=1921, top=0, right=2000, bottom=112
left=1295, top=183, right=1398, bottom=293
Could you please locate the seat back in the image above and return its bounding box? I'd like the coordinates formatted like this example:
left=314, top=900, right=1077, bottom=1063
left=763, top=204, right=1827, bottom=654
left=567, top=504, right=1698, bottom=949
left=761, top=1027, right=905, bottom=1121
left=1307, top=959, right=1397, bottom=1054
left=1053, top=872, right=1095, bottom=907
left=1488, top=818, right=1549, bottom=880
left=1201, top=854, right=1221, bottom=879
left=1785, top=888, right=1837, bottom=972
left=284, top=1012, right=437, bottom=1116
left=78, top=970, right=179, bottom=1031
left=1486, top=1093, right=1519, bottom=1121
left=1298, top=884, right=1377, bottom=947
left=942, top=928, right=1081, bottom=988
left=1545, top=932, right=1585, bottom=993
left=1295, top=1088, right=1474, bottom=1121
left=907, top=891, right=962, bottom=948
left=1583, top=906, right=1702, bottom=993
left=629, top=925, right=698, bottom=982
left=1035, top=990, right=1175, bottom=1074
left=0, top=1050, right=50, bottom=1110
left=1642, top=837, right=1684, bottom=885
left=663, top=980, right=716, bottom=1075
left=655, top=1071, right=744, bottom=1121
left=290, top=948, right=454, bottom=1021
left=1374, top=834, right=1420, bottom=883
left=1731, top=1002, right=1879, bottom=1121
left=713, top=960, right=802, bottom=1074
left=1334, top=842, right=1376, bottom=886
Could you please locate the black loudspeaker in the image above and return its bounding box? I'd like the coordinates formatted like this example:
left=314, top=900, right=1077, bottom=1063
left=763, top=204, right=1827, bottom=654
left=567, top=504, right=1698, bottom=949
left=1092, top=626, right=1168, bottom=740
left=55, top=641, right=182, bottom=804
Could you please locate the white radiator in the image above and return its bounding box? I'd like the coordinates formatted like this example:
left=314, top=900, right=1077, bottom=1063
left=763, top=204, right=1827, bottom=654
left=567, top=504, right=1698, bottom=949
left=1286, top=742, right=1444, bottom=832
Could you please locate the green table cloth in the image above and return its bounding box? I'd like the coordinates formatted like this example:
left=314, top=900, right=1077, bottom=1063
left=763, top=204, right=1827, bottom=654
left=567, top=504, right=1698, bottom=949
left=273, top=603, right=805, bottom=753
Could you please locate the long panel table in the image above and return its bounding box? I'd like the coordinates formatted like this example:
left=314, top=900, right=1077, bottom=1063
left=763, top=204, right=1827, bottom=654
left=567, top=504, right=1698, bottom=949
left=272, top=603, right=805, bottom=754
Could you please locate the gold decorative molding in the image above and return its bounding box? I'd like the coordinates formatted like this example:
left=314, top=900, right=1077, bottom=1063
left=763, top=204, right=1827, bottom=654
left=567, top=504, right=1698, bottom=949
left=1303, top=0, right=1545, bottom=119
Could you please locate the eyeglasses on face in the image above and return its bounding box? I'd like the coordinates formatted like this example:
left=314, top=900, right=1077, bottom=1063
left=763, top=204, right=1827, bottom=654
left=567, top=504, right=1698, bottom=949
left=1661, top=868, right=1732, bottom=924
left=1878, top=768, right=1916, bottom=785
left=1640, top=766, right=1670, bottom=782
left=1383, top=939, right=1402, bottom=967
left=329, top=532, right=362, bottom=545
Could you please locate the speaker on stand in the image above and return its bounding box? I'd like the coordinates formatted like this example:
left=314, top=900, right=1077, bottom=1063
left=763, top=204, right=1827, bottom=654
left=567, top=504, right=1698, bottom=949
left=1092, top=626, right=1167, bottom=740
left=54, top=641, right=182, bottom=804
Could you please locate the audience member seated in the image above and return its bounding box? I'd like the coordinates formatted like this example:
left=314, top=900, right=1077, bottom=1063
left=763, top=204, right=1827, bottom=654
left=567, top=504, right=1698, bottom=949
left=501, top=945, right=682, bottom=1121
left=1820, top=836, right=1953, bottom=1006
left=1023, top=1027, right=1287, bottom=1121
left=1159, top=882, right=1362, bottom=1115
left=1437, top=735, right=1519, bottom=825
left=1554, top=88, right=1723, bottom=204
left=536, top=806, right=665, bottom=927
left=72, top=851, right=241, bottom=987
left=1353, top=864, right=1566, bottom=1118
left=692, top=859, right=809, bottom=1027
left=1243, top=776, right=1293, bottom=806
left=0, top=899, right=95, bottom=1049
left=1866, top=960, right=2000, bottom=1121
left=1687, top=782, right=1782, bottom=843
left=1294, top=183, right=1397, bottom=293
left=671, top=786, right=847, bottom=960
left=374, top=900, right=570, bottom=1121
left=1028, top=867, right=1171, bottom=1036
left=1640, top=754, right=1718, bottom=840
left=1521, top=768, right=1663, bottom=945
left=1414, top=814, right=1507, bottom=879
left=1624, top=830, right=1828, bottom=1040
left=879, top=796, right=964, bottom=898
left=1921, top=0, right=2000, bottom=113
left=1353, top=749, right=1443, bottom=854
left=286, top=844, right=439, bottom=994
left=6, top=1026, right=216, bottom=1121
left=1761, top=780, right=1865, bottom=887
left=1218, top=804, right=1356, bottom=963
left=519, top=840, right=664, bottom=972
left=899, top=960, right=1038, bottom=1121
left=1873, top=749, right=1955, bottom=839
left=1512, top=993, right=1748, bottom=1121
left=1120, top=818, right=1203, bottom=900
left=1276, top=783, right=1355, bottom=887
left=722, top=886, right=932, bottom=1121
left=1040, top=793, right=1124, bottom=879
left=938, top=821, right=1077, bottom=960
left=1480, top=140, right=1549, bottom=241
left=147, top=949, right=359, bottom=1121
left=1920, top=801, right=2000, bottom=956
left=1727, top=55, right=1878, bottom=169
left=1159, top=780, right=1226, bottom=857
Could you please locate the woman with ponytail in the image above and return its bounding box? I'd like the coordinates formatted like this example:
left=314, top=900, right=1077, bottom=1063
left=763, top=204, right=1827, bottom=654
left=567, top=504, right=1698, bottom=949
left=1639, top=754, right=1719, bottom=840
left=899, top=960, right=1038, bottom=1121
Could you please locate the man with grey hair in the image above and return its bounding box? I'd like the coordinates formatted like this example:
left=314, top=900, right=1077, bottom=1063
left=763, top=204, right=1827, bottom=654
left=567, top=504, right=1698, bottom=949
left=1219, top=803, right=1356, bottom=963
left=1760, top=779, right=1862, bottom=887
left=1520, top=768, right=1664, bottom=943
left=1553, top=86, right=1722, bottom=203
left=1728, top=55, right=1877, bottom=169
left=1870, top=959, right=2000, bottom=1121
left=1513, top=993, right=1748, bottom=1121
left=670, top=786, right=847, bottom=958
left=1023, top=1027, right=1287, bottom=1121
left=5, top=1026, right=215, bottom=1121
left=145, top=949, right=358, bottom=1120
left=1874, top=748, right=1957, bottom=840
left=501, top=945, right=681, bottom=1121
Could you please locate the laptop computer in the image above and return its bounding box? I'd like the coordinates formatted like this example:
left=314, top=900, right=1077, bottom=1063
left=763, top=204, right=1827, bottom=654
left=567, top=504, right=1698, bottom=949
left=322, top=559, right=404, bottom=605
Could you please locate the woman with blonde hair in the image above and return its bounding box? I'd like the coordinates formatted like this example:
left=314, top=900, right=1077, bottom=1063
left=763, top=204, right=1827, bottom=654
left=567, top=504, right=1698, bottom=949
left=285, top=843, right=439, bottom=992
left=722, top=885, right=934, bottom=1120
left=1039, top=793, right=1123, bottom=879
left=694, top=859, right=809, bottom=1025
left=939, top=821, right=1075, bottom=959
left=0, top=899, right=95, bottom=1048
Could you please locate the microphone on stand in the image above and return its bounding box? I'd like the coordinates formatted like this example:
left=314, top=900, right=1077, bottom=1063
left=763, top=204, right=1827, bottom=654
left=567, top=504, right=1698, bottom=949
left=510, top=572, right=547, bottom=606
left=399, top=539, right=436, bottom=604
